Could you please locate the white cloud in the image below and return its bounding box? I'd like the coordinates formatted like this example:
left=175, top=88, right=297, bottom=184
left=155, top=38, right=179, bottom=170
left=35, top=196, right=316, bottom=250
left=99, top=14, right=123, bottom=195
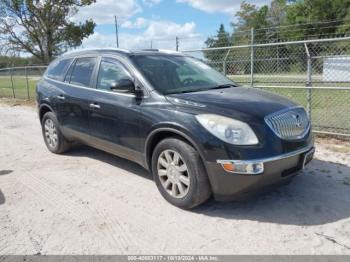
left=142, top=0, right=162, bottom=7
left=73, top=0, right=142, bottom=25
left=144, top=20, right=196, bottom=39
left=177, top=0, right=271, bottom=14
left=121, top=17, right=149, bottom=29
left=81, top=20, right=204, bottom=51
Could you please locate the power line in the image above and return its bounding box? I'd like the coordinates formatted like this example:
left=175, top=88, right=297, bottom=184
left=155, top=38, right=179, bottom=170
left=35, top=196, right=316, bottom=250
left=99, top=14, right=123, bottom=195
left=255, top=18, right=350, bottom=31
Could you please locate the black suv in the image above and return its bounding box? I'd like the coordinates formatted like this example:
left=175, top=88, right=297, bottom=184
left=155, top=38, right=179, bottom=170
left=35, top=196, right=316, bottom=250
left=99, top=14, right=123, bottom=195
left=36, top=49, right=314, bottom=209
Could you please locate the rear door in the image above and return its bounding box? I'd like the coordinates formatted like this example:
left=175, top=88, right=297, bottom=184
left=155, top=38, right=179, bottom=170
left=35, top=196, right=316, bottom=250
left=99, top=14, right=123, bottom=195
left=88, top=57, right=142, bottom=162
left=55, top=56, right=99, bottom=140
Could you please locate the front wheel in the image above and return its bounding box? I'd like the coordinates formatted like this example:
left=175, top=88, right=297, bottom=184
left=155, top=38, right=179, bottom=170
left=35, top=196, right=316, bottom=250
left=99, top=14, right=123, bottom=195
left=152, top=138, right=211, bottom=209
left=41, top=112, right=71, bottom=154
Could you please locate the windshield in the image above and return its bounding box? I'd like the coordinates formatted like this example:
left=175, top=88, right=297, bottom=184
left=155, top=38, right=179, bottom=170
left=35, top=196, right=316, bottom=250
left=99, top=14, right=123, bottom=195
left=131, top=55, right=236, bottom=95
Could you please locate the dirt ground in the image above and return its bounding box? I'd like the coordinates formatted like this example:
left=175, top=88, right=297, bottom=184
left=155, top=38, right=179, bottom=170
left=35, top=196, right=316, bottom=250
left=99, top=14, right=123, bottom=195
left=0, top=101, right=350, bottom=255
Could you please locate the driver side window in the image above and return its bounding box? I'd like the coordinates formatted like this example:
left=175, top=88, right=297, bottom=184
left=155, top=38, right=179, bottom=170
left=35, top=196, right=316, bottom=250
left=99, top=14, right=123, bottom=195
left=97, top=59, right=132, bottom=92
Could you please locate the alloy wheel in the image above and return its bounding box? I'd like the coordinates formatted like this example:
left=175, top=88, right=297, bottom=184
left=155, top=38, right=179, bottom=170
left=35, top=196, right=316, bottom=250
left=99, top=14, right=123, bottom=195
left=44, top=119, right=58, bottom=149
left=157, top=149, right=190, bottom=198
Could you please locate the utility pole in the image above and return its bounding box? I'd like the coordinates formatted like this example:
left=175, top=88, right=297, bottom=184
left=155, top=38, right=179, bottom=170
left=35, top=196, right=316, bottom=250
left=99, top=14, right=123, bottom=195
left=176, top=36, right=179, bottom=51
left=114, top=16, right=119, bottom=48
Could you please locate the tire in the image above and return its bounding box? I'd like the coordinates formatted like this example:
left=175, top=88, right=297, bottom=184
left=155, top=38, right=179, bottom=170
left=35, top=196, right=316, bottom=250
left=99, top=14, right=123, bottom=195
left=152, top=138, right=211, bottom=209
left=41, top=112, right=71, bottom=154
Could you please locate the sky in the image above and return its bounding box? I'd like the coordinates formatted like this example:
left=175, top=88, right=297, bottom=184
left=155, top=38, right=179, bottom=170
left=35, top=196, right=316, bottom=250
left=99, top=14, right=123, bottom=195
left=72, top=0, right=272, bottom=51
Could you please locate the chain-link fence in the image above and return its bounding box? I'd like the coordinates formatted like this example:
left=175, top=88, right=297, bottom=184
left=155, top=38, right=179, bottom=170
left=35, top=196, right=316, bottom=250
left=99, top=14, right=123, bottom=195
left=183, top=36, right=350, bottom=136
left=1, top=37, right=350, bottom=136
left=0, top=66, right=47, bottom=100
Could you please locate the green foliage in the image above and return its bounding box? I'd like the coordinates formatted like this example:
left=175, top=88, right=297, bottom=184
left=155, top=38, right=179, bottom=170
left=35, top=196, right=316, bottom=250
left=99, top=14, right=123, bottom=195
left=284, top=0, right=350, bottom=39
left=204, top=24, right=231, bottom=71
left=0, top=55, right=41, bottom=68
left=206, top=0, right=350, bottom=48
left=203, top=0, right=350, bottom=74
left=0, top=0, right=96, bottom=63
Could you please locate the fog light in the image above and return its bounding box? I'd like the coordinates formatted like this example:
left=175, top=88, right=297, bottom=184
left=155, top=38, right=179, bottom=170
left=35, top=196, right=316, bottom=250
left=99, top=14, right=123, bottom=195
left=217, top=160, right=264, bottom=175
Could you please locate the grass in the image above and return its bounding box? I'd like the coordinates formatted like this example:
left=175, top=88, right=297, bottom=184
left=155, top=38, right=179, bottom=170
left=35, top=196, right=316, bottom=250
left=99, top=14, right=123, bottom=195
left=258, top=87, right=350, bottom=134
left=0, top=74, right=349, bottom=135
left=0, top=76, right=38, bottom=99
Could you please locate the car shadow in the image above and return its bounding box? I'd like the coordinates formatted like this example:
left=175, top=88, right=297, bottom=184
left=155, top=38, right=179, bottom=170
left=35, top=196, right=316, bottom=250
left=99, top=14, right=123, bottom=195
left=0, top=170, right=12, bottom=206
left=0, top=190, right=5, bottom=205
left=65, top=145, right=153, bottom=181
left=194, top=159, right=350, bottom=226
left=64, top=146, right=350, bottom=226
left=0, top=170, right=13, bottom=176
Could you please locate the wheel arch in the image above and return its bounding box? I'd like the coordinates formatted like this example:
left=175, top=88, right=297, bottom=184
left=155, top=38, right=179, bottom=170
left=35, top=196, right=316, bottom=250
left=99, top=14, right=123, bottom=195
left=39, top=103, right=54, bottom=123
left=144, top=127, right=206, bottom=173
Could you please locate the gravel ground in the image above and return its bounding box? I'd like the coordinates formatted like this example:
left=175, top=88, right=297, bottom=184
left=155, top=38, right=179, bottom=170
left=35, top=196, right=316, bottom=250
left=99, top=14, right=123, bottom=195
left=0, top=101, right=350, bottom=255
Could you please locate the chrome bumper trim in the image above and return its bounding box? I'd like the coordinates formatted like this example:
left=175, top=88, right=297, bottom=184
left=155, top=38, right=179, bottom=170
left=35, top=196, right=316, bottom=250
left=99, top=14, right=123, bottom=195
left=216, top=145, right=315, bottom=175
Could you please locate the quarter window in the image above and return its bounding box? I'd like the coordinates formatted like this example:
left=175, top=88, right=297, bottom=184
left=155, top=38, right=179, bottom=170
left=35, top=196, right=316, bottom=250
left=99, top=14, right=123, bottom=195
left=70, top=57, right=97, bottom=87
left=97, top=60, right=132, bottom=91
left=46, top=58, right=72, bottom=81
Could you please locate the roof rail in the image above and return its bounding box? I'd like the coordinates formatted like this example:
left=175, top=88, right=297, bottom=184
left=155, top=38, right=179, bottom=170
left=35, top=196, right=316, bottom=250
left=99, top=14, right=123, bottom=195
left=139, top=49, right=159, bottom=52
left=63, top=48, right=131, bottom=56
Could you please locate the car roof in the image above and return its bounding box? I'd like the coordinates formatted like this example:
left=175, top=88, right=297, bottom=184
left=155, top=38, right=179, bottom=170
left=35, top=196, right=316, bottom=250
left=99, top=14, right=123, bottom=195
left=60, top=48, right=185, bottom=60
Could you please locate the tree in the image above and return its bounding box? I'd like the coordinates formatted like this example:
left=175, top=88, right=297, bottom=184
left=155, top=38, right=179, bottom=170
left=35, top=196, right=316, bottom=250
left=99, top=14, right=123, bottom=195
left=204, top=24, right=231, bottom=72
left=284, top=0, right=350, bottom=40
left=205, top=24, right=231, bottom=48
left=0, top=0, right=96, bottom=64
left=231, top=1, right=269, bottom=45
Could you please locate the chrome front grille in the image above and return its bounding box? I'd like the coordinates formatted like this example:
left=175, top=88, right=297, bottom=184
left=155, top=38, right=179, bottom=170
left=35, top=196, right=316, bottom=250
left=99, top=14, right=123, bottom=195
left=265, top=107, right=310, bottom=140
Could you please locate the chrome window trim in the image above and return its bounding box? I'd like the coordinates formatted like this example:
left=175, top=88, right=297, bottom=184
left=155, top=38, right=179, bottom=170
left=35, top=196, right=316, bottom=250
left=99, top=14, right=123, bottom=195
left=45, top=52, right=151, bottom=98
left=264, top=106, right=311, bottom=141
left=217, top=144, right=314, bottom=166
left=44, top=76, right=146, bottom=98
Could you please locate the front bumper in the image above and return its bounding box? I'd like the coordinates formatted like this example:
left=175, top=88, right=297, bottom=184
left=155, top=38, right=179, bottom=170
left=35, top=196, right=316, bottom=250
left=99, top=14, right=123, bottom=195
left=205, top=145, right=315, bottom=201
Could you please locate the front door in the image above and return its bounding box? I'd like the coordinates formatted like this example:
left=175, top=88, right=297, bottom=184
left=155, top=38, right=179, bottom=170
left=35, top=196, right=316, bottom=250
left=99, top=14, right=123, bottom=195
left=88, top=57, right=142, bottom=163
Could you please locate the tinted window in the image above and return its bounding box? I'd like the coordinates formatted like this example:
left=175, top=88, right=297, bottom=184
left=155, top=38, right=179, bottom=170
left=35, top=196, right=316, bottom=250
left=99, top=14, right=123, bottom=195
left=131, top=55, right=234, bottom=95
left=97, top=60, right=132, bottom=91
left=70, top=57, right=97, bottom=87
left=46, top=59, right=72, bottom=80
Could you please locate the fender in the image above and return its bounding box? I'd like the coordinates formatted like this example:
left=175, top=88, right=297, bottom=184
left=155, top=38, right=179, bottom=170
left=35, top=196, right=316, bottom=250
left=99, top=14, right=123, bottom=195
left=144, top=124, right=207, bottom=171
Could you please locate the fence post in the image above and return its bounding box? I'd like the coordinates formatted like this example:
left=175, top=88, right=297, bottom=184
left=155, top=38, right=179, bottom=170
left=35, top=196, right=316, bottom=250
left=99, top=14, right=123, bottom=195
left=223, top=49, right=231, bottom=76
left=10, top=68, right=15, bottom=99
left=250, top=28, right=255, bottom=87
left=25, top=66, right=30, bottom=100
left=304, top=43, right=312, bottom=119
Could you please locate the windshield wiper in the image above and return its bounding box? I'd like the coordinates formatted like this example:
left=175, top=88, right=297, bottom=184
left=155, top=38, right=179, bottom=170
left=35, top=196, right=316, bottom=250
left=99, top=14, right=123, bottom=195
left=165, top=84, right=236, bottom=95
left=166, top=88, right=210, bottom=94
left=209, top=84, right=237, bottom=90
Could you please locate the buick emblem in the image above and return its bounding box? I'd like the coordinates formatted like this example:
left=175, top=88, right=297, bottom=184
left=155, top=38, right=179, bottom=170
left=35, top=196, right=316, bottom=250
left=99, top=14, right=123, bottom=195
left=292, top=114, right=303, bottom=127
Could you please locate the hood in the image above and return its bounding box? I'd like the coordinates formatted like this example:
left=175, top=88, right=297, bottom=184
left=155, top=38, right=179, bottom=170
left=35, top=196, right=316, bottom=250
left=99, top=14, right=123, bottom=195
left=167, top=86, right=297, bottom=120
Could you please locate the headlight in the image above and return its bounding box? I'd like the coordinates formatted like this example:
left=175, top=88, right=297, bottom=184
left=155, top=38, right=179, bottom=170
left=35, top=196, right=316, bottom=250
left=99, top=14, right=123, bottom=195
left=195, top=114, right=259, bottom=145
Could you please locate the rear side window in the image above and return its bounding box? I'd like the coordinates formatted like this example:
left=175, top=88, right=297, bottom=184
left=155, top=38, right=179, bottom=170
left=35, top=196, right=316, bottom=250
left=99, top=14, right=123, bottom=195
left=46, top=59, right=72, bottom=81
left=69, top=57, right=97, bottom=87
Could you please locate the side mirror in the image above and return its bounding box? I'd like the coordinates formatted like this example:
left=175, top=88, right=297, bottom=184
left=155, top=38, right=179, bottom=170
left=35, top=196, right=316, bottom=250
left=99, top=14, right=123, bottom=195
left=135, top=86, right=144, bottom=98
left=110, top=78, right=135, bottom=93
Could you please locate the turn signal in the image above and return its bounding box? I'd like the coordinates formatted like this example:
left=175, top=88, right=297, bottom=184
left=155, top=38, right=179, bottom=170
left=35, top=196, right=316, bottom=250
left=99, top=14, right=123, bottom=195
left=222, top=163, right=235, bottom=172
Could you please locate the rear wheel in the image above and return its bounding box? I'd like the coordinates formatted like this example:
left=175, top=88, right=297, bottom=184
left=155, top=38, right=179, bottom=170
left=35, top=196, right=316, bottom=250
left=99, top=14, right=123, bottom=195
left=152, top=138, right=211, bottom=209
left=41, top=112, right=71, bottom=154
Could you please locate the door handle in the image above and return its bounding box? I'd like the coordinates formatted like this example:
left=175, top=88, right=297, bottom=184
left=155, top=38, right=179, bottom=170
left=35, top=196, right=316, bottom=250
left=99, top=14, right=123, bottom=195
left=89, top=103, right=101, bottom=109
left=57, top=95, right=65, bottom=100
